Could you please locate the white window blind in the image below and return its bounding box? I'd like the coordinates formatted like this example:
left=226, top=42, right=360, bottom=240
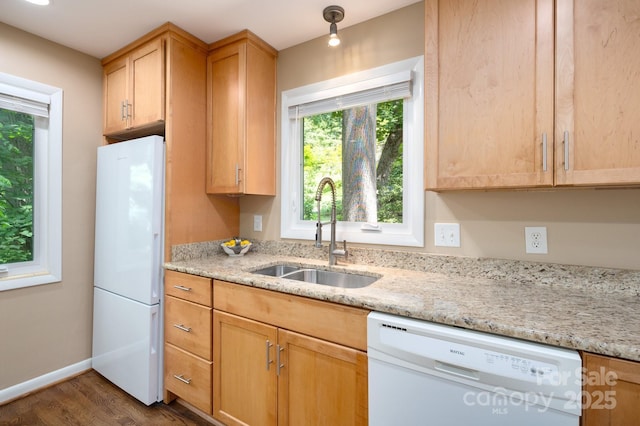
left=0, top=93, right=49, bottom=117
left=287, top=70, right=413, bottom=119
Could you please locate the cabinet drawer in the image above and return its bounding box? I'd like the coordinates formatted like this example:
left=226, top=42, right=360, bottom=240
left=165, top=270, right=212, bottom=306
left=165, top=296, right=212, bottom=360
left=164, top=344, right=212, bottom=414
left=214, top=280, right=369, bottom=351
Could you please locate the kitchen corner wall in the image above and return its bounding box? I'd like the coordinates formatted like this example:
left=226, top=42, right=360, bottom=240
left=0, top=23, right=102, bottom=389
left=240, top=1, right=640, bottom=271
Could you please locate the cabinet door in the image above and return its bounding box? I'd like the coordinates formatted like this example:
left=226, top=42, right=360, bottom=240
left=277, top=329, right=368, bottom=426
left=103, top=56, right=128, bottom=134
left=206, top=43, right=245, bottom=194
left=213, top=310, right=277, bottom=426
left=556, top=0, right=640, bottom=186
left=425, top=0, right=554, bottom=190
left=129, top=38, right=165, bottom=129
left=582, top=353, right=640, bottom=425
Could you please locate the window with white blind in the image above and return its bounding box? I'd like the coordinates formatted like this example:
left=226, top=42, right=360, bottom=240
left=0, top=72, right=62, bottom=291
left=281, top=56, right=424, bottom=247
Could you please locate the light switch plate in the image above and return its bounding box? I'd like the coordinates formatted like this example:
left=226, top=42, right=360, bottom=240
left=434, top=223, right=460, bottom=247
left=253, top=215, right=263, bottom=232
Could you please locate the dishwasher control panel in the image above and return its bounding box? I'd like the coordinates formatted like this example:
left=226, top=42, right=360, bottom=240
left=483, top=350, right=558, bottom=385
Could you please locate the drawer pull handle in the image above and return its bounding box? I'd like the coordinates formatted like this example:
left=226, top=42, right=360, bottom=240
left=276, top=345, right=284, bottom=376
left=173, top=374, right=191, bottom=385
left=173, top=324, right=192, bottom=332
left=173, top=285, right=192, bottom=292
left=542, top=133, right=548, bottom=172
left=266, top=340, right=273, bottom=371
left=563, top=130, right=570, bottom=171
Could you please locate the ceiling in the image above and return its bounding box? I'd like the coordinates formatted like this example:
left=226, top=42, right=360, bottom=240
left=3, top=0, right=421, bottom=59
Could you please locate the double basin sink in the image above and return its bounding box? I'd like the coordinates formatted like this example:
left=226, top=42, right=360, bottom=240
left=252, top=263, right=379, bottom=288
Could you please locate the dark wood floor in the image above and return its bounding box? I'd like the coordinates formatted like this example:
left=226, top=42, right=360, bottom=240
left=0, top=370, right=214, bottom=425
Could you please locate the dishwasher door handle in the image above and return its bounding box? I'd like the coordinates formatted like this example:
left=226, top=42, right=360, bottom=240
left=434, top=361, right=480, bottom=381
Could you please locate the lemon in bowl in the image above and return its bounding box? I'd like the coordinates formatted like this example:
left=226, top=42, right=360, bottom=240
left=221, top=238, right=252, bottom=256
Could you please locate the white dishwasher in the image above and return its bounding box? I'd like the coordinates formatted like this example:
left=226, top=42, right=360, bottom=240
left=368, top=312, right=582, bottom=426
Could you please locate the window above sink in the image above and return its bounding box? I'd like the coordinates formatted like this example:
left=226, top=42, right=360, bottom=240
left=280, top=56, right=425, bottom=247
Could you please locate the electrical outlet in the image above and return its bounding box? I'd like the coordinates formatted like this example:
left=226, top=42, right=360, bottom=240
left=253, top=215, right=263, bottom=232
left=434, top=223, right=460, bottom=247
left=525, top=226, right=547, bottom=254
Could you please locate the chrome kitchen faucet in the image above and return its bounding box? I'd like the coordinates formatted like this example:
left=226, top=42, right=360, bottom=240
left=314, top=177, right=348, bottom=265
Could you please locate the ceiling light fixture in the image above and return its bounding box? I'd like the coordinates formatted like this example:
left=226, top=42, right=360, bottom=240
left=323, top=5, right=344, bottom=47
left=24, top=0, right=50, bottom=5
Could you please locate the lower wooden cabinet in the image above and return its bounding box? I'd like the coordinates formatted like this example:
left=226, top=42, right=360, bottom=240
left=277, top=328, right=368, bottom=426
left=213, top=280, right=369, bottom=426
left=214, top=311, right=278, bottom=426
left=163, top=270, right=213, bottom=414
left=582, top=352, right=640, bottom=426
left=165, top=296, right=212, bottom=360
left=164, top=343, right=212, bottom=414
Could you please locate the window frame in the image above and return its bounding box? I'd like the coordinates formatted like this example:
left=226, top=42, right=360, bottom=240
left=280, top=56, right=424, bottom=247
left=0, top=72, right=62, bottom=291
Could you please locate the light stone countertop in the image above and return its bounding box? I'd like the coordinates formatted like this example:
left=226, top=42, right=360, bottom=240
left=165, top=240, right=640, bottom=363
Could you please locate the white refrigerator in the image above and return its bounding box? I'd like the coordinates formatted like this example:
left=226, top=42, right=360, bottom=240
left=91, top=135, right=164, bottom=405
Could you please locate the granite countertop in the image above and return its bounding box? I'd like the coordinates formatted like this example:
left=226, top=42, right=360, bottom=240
left=165, top=241, right=640, bottom=363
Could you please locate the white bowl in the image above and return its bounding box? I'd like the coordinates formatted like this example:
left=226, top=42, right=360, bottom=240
left=221, top=242, right=252, bottom=256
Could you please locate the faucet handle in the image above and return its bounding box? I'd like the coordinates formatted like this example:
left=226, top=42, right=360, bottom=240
left=315, top=222, right=322, bottom=248
left=332, top=240, right=349, bottom=261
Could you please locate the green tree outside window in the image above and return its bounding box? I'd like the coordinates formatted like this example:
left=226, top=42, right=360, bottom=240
left=0, top=108, right=34, bottom=264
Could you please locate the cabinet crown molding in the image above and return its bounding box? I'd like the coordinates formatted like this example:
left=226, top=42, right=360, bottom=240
left=207, top=29, right=278, bottom=57
left=101, top=22, right=208, bottom=65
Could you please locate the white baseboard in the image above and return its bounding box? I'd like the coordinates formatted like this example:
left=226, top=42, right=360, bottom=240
left=0, top=358, right=92, bottom=404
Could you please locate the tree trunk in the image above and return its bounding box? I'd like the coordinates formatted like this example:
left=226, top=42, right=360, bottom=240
left=342, top=106, right=377, bottom=222
left=376, top=125, right=402, bottom=188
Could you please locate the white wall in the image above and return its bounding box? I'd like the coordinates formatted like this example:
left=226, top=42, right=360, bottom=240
left=0, top=23, right=102, bottom=390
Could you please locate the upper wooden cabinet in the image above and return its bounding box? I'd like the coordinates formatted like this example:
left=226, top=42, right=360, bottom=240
left=101, top=23, right=240, bottom=260
left=425, top=0, right=640, bottom=190
left=102, top=37, right=165, bottom=137
left=555, top=0, right=640, bottom=186
left=206, top=30, right=277, bottom=195
left=425, top=0, right=554, bottom=190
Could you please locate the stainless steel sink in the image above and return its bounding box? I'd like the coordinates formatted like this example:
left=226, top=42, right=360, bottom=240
left=252, top=264, right=300, bottom=277
left=281, top=268, right=378, bottom=288
left=251, top=264, right=379, bottom=288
